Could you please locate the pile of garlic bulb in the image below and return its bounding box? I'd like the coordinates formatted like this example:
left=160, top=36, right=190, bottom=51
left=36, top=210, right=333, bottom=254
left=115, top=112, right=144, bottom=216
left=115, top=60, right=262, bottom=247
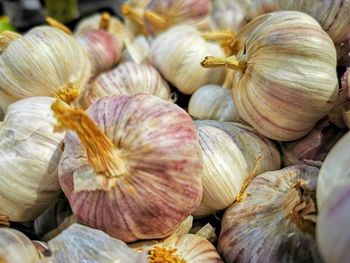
left=1, top=2, right=350, bottom=262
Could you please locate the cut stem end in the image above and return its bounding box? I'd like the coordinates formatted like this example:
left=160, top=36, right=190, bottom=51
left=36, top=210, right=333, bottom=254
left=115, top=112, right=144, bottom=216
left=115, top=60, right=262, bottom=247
left=148, top=246, right=185, bottom=263
left=46, top=17, right=73, bottom=35
left=99, top=12, right=111, bottom=31
left=51, top=100, right=128, bottom=179
left=201, top=56, right=247, bottom=72
left=122, top=3, right=145, bottom=26
left=56, top=83, right=80, bottom=104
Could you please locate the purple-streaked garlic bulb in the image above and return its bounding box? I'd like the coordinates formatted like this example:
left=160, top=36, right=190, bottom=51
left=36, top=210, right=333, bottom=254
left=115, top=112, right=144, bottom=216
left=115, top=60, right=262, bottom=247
left=76, top=13, right=122, bottom=76
left=0, top=27, right=91, bottom=111
left=219, top=165, right=320, bottom=263
left=80, top=62, right=171, bottom=109
left=151, top=25, right=225, bottom=95
left=52, top=94, right=203, bottom=242
left=144, top=0, right=212, bottom=36
left=281, top=119, right=346, bottom=167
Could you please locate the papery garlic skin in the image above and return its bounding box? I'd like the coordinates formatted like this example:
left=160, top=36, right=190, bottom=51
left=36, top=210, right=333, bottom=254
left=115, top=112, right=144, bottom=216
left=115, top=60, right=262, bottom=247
left=48, top=224, right=148, bottom=263
left=0, top=26, right=91, bottom=111
left=317, top=183, right=350, bottom=263
left=188, top=84, right=240, bottom=122
left=80, top=62, right=171, bottom=108
left=77, top=29, right=121, bottom=76
left=248, top=0, right=350, bottom=44
left=120, top=35, right=151, bottom=64
left=151, top=25, right=225, bottom=95
left=145, top=0, right=212, bottom=35
left=317, top=131, right=350, bottom=211
left=196, top=120, right=281, bottom=184
left=219, top=165, right=320, bottom=263
left=0, top=228, right=42, bottom=263
left=211, top=0, right=249, bottom=32
left=58, top=94, right=203, bottom=242
left=230, top=11, right=338, bottom=141
left=193, top=124, right=248, bottom=217
left=0, top=97, right=64, bottom=222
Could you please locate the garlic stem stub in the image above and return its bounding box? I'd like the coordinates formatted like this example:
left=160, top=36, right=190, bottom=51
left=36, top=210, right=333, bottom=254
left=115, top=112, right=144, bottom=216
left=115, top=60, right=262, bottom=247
left=317, top=183, right=350, bottom=263
left=80, top=62, right=171, bottom=109
left=0, top=97, right=64, bottom=222
left=201, top=11, right=338, bottom=141
left=0, top=26, right=91, bottom=111
left=151, top=25, right=225, bottom=95
left=219, top=165, right=320, bottom=263
left=53, top=94, right=203, bottom=242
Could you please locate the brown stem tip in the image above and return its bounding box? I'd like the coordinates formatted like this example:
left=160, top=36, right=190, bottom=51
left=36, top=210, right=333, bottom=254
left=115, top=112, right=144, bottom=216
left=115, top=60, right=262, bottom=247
left=56, top=82, right=80, bottom=104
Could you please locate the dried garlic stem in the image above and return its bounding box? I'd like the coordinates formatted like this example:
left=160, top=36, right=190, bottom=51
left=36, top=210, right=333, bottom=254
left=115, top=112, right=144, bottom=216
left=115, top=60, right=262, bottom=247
left=148, top=246, right=185, bottom=263
left=201, top=55, right=247, bottom=71
left=51, top=100, right=128, bottom=178
left=144, top=10, right=168, bottom=31
left=289, top=181, right=317, bottom=235
left=201, top=31, right=235, bottom=55
left=46, top=17, right=73, bottom=35
left=0, top=215, right=10, bottom=228
left=121, top=4, right=145, bottom=26
left=222, top=70, right=234, bottom=89
left=56, top=83, right=80, bottom=104
left=0, top=31, right=21, bottom=51
left=99, top=12, right=111, bottom=31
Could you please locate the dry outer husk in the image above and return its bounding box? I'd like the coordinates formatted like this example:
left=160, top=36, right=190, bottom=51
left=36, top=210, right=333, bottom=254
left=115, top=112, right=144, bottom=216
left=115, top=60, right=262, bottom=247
left=0, top=97, right=64, bottom=222
left=219, top=165, right=320, bottom=263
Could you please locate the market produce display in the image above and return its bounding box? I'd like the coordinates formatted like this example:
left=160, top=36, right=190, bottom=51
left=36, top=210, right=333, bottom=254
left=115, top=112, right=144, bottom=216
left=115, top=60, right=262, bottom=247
left=0, top=0, right=350, bottom=262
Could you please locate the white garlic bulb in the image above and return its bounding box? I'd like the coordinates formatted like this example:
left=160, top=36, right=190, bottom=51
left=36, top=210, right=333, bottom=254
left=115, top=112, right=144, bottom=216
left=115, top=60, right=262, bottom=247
left=0, top=26, right=91, bottom=111
left=0, top=97, right=64, bottom=222
left=317, top=183, right=350, bottom=263
left=188, top=71, right=241, bottom=122
left=80, top=62, right=171, bottom=109
left=317, top=131, right=350, bottom=211
left=202, top=11, right=338, bottom=141
left=0, top=228, right=42, bottom=263
left=219, top=165, right=320, bottom=262
left=193, top=124, right=248, bottom=217
left=151, top=25, right=225, bottom=95
left=48, top=224, right=148, bottom=263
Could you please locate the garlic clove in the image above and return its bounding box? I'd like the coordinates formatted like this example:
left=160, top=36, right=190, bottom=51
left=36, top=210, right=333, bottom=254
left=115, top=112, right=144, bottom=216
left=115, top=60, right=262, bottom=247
left=48, top=223, right=148, bottom=262
left=0, top=228, right=42, bottom=263
left=0, top=26, right=91, bottom=111
left=53, top=94, right=203, bottom=242
left=201, top=11, right=338, bottom=141
left=0, top=97, right=64, bottom=222
left=280, top=118, right=346, bottom=167
left=192, top=124, right=248, bottom=217
left=317, top=183, right=350, bottom=263
left=219, top=165, right=320, bottom=262
left=79, top=61, right=171, bottom=109
left=151, top=25, right=225, bottom=95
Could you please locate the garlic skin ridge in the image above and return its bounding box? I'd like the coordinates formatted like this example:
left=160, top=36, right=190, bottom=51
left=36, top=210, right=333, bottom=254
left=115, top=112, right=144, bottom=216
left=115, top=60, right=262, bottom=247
left=56, top=94, right=203, bottom=242
left=0, top=26, right=91, bottom=111
left=0, top=97, right=64, bottom=222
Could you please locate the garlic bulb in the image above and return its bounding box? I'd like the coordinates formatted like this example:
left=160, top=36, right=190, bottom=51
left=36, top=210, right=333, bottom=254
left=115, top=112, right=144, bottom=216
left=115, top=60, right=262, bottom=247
left=193, top=124, right=248, bottom=217
left=196, top=120, right=281, bottom=185
left=0, top=228, right=42, bottom=263
left=74, top=12, right=132, bottom=44
left=202, top=11, right=338, bottom=141
left=0, top=97, right=64, bottom=222
left=80, top=62, right=171, bottom=109
left=211, top=0, right=249, bottom=32
left=317, top=183, right=350, bottom=263
left=144, top=0, right=212, bottom=36
left=317, top=131, right=350, bottom=211
left=53, top=94, right=203, bottom=242
left=281, top=119, right=345, bottom=167
left=34, top=196, right=78, bottom=241
left=151, top=25, right=225, bottom=95
left=76, top=14, right=122, bottom=76
left=219, top=165, right=320, bottom=262
left=0, top=26, right=91, bottom=111
left=248, top=0, right=350, bottom=44
left=48, top=224, right=148, bottom=263
left=188, top=71, right=240, bottom=122
left=143, top=233, right=223, bottom=262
